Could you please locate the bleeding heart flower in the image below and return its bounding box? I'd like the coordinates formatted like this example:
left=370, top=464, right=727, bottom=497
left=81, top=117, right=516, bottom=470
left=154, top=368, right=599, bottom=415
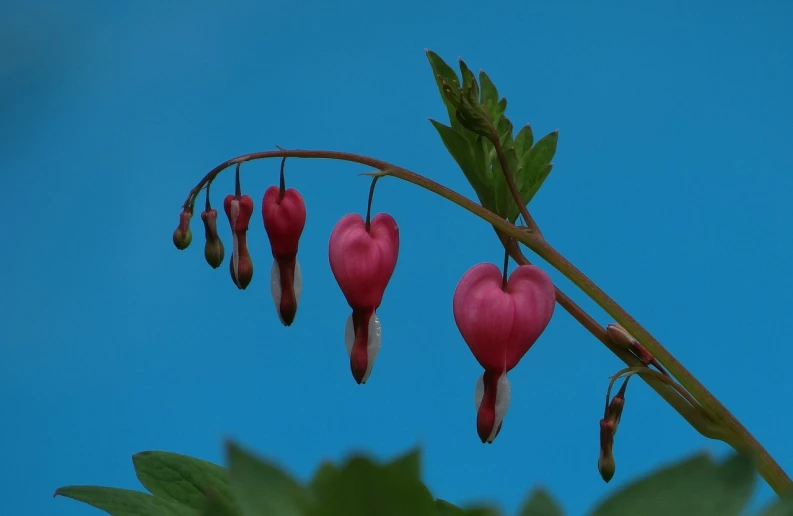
left=224, top=194, right=255, bottom=289
left=329, top=213, right=399, bottom=384
left=453, top=262, right=555, bottom=442
left=262, top=186, right=307, bottom=326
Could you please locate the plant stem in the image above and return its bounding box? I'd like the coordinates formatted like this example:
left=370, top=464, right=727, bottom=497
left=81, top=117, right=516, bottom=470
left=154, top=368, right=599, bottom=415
left=184, top=148, right=793, bottom=495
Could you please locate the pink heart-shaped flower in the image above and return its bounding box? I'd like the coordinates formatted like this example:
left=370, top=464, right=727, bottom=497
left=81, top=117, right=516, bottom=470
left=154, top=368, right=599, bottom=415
left=329, top=212, right=399, bottom=384
left=329, top=213, right=399, bottom=311
left=262, top=186, right=307, bottom=326
left=453, top=263, right=556, bottom=372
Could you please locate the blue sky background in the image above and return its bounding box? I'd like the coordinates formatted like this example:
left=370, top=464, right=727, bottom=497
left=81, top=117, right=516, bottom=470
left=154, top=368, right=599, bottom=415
left=2, top=1, right=792, bottom=515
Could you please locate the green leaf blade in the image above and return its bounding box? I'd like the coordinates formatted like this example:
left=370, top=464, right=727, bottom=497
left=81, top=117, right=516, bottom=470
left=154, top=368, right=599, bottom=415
left=132, top=451, right=237, bottom=514
left=426, top=49, right=463, bottom=129
left=519, top=487, right=564, bottom=516
left=429, top=119, right=492, bottom=208
left=55, top=486, right=198, bottom=516
left=226, top=441, right=311, bottom=516
left=310, top=455, right=435, bottom=516
left=591, top=453, right=756, bottom=516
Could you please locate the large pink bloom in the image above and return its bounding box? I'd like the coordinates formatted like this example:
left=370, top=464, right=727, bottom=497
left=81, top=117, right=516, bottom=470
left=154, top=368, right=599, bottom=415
left=329, top=213, right=399, bottom=384
left=454, top=262, right=555, bottom=442
left=453, top=263, right=555, bottom=372
left=262, top=186, right=307, bottom=326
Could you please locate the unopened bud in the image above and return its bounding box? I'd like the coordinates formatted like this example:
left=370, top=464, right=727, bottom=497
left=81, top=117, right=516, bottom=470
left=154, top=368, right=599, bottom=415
left=598, top=418, right=616, bottom=482
left=224, top=194, right=255, bottom=290
left=598, top=450, right=616, bottom=483
left=607, top=323, right=667, bottom=374
left=607, top=394, right=625, bottom=435
left=607, top=323, right=634, bottom=349
left=201, top=208, right=225, bottom=269
left=172, top=207, right=193, bottom=250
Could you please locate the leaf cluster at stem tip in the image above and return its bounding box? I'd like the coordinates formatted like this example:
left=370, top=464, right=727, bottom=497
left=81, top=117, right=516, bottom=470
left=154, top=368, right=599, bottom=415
left=425, top=49, right=558, bottom=224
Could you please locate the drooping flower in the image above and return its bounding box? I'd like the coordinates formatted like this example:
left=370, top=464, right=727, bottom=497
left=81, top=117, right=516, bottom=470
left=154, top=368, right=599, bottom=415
left=172, top=207, right=193, bottom=250
left=201, top=207, right=224, bottom=269
left=329, top=213, right=399, bottom=384
left=453, top=262, right=555, bottom=442
left=262, top=186, right=307, bottom=326
left=224, top=194, right=254, bottom=289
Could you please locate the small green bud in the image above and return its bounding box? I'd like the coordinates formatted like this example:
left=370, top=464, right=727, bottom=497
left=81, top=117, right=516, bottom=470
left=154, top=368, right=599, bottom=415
left=172, top=207, right=193, bottom=250
left=598, top=418, right=616, bottom=482
left=201, top=208, right=224, bottom=269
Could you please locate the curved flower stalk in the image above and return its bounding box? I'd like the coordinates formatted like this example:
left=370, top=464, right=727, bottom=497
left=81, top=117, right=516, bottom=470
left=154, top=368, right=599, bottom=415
left=454, top=261, right=556, bottom=443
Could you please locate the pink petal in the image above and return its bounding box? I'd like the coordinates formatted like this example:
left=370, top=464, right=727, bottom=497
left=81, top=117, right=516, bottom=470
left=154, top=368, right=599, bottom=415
left=328, top=213, right=399, bottom=310
left=262, top=187, right=306, bottom=257
left=453, top=263, right=555, bottom=371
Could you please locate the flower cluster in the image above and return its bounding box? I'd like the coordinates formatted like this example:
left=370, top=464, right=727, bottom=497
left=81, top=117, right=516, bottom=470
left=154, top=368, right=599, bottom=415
left=173, top=162, right=559, bottom=443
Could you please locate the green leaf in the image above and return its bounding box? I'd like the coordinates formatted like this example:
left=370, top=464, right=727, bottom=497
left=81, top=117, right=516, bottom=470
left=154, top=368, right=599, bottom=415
left=429, top=119, right=492, bottom=207
left=54, top=486, right=198, bottom=516
left=132, top=451, right=237, bottom=514
left=309, top=461, right=340, bottom=492
left=226, top=441, right=311, bottom=516
left=490, top=142, right=522, bottom=221
left=434, top=501, right=503, bottom=516
left=384, top=447, right=422, bottom=480
left=463, top=504, right=503, bottom=516
left=496, top=115, right=515, bottom=147
left=591, top=453, right=756, bottom=516
left=495, top=98, right=507, bottom=121
left=518, top=164, right=552, bottom=210
left=514, top=124, right=534, bottom=159
left=522, top=130, right=558, bottom=173
left=200, top=489, right=237, bottom=516
left=310, top=455, right=435, bottom=516
left=518, top=488, right=564, bottom=516
left=426, top=50, right=463, bottom=130
left=516, top=130, right=558, bottom=209
left=435, top=499, right=466, bottom=515
left=478, top=71, right=499, bottom=115
left=758, top=496, right=793, bottom=516
left=458, top=59, right=479, bottom=107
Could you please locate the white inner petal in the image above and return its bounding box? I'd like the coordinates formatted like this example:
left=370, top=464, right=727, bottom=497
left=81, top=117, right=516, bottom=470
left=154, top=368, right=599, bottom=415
left=344, top=313, right=354, bottom=357
left=270, top=261, right=283, bottom=324
left=230, top=201, right=240, bottom=286
left=361, top=312, right=382, bottom=383
left=293, top=258, right=302, bottom=304
left=474, top=373, right=484, bottom=411
left=488, top=371, right=511, bottom=443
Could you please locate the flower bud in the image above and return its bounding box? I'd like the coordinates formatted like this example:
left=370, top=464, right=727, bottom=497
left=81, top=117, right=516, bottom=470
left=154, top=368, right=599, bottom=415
left=598, top=418, right=616, bottom=482
left=172, top=207, right=193, bottom=250
left=607, top=323, right=666, bottom=373
left=224, top=194, right=255, bottom=290
left=201, top=208, right=224, bottom=269
left=606, top=323, right=634, bottom=349
left=606, top=393, right=625, bottom=435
